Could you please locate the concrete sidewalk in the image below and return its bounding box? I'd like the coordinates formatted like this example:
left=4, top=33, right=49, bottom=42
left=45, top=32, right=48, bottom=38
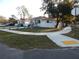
left=47, top=34, right=79, bottom=47
left=0, top=29, right=47, bottom=35
left=0, top=26, right=71, bottom=35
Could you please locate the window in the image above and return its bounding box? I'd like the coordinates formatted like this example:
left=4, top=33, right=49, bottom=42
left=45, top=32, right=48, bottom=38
left=38, top=20, right=41, bottom=23
left=47, top=20, right=49, bottom=23
left=47, top=20, right=52, bottom=23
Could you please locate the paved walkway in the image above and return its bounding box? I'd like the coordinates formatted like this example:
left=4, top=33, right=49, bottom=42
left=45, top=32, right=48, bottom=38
left=0, top=26, right=71, bottom=35
left=46, top=27, right=79, bottom=47
left=0, top=29, right=47, bottom=35
left=0, top=26, right=79, bottom=47
left=47, top=34, right=79, bottom=47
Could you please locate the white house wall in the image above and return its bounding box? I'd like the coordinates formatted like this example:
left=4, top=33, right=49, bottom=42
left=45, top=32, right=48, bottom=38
left=36, top=20, right=56, bottom=28
left=22, top=19, right=56, bottom=28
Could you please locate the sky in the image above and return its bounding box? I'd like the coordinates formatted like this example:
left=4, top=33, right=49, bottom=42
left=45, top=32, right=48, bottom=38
left=0, top=0, right=44, bottom=19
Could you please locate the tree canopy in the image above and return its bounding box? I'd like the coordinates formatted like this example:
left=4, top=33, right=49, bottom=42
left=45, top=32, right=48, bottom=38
left=0, top=16, right=8, bottom=24
left=41, top=0, right=73, bottom=17
left=16, top=5, right=30, bottom=19
left=41, top=0, right=74, bottom=28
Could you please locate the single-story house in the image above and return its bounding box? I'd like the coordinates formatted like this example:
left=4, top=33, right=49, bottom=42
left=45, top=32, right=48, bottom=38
left=31, top=16, right=56, bottom=28
left=17, top=16, right=56, bottom=28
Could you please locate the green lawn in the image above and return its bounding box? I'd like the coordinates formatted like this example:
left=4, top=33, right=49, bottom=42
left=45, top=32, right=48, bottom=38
left=64, top=27, right=79, bottom=39
left=14, top=27, right=60, bottom=32
left=0, top=31, right=59, bottom=50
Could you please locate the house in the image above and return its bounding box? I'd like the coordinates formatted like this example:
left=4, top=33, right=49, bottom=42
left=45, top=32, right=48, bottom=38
left=16, top=18, right=30, bottom=27
left=16, top=16, right=56, bottom=28
left=31, top=16, right=56, bottom=28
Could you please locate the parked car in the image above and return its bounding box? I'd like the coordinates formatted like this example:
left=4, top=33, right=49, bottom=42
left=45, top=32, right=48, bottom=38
left=5, top=23, right=15, bottom=26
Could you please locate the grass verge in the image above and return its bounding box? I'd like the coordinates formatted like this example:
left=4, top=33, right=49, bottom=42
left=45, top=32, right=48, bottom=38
left=0, top=31, right=59, bottom=50
left=13, top=27, right=60, bottom=32
left=64, top=27, right=79, bottom=39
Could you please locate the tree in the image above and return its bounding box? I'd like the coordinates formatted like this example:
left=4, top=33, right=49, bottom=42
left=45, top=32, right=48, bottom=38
left=57, top=2, right=73, bottom=27
left=16, top=5, right=33, bottom=26
left=16, top=5, right=31, bottom=19
left=11, top=15, right=18, bottom=20
left=41, top=0, right=55, bottom=17
left=9, top=15, right=17, bottom=25
left=0, top=16, right=8, bottom=24
left=41, top=0, right=74, bottom=28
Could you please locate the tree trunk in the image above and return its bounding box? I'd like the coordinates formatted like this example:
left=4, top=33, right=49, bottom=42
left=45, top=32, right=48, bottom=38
left=61, top=20, right=65, bottom=27
left=55, top=20, right=60, bottom=28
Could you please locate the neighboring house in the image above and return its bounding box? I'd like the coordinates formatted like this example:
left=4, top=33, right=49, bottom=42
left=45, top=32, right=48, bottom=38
left=17, top=18, right=30, bottom=27
left=17, top=18, right=26, bottom=27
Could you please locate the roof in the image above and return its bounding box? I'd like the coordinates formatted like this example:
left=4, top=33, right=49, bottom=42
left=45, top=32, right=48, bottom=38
left=32, top=16, right=55, bottom=21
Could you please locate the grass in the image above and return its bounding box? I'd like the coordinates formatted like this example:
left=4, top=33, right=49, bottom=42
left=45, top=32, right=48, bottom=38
left=0, top=31, right=59, bottom=50
left=64, top=27, right=79, bottom=39
left=0, top=26, right=17, bottom=29
left=14, top=27, right=60, bottom=32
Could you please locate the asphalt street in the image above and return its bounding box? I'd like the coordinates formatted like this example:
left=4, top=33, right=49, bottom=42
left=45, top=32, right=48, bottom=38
left=0, top=43, right=79, bottom=59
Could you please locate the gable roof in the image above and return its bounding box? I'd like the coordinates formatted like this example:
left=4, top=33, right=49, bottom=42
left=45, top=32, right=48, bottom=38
left=32, top=16, right=54, bottom=21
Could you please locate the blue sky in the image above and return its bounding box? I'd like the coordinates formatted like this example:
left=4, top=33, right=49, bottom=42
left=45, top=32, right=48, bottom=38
left=0, top=0, right=44, bottom=18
